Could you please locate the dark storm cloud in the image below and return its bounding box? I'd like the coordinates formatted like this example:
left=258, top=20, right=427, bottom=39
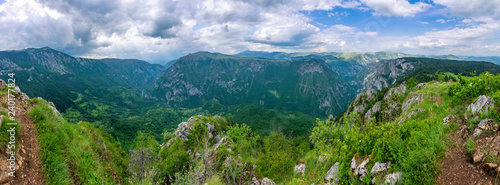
left=143, top=18, right=182, bottom=39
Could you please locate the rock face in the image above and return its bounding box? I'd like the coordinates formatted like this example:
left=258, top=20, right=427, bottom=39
left=324, top=163, right=340, bottom=184
left=402, top=93, right=424, bottom=113
left=355, top=58, right=419, bottom=93
left=364, top=101, right=381, bottom=123
left=344, top=90, right=376, bottom=119
left=147, top=52, right=354, bottom=116
left=294, top=164, right=306, bottom=174
left=467, top=95, right=494, bottom=116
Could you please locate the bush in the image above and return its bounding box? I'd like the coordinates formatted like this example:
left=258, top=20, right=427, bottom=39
left=466, top=138, right=476, bottom=156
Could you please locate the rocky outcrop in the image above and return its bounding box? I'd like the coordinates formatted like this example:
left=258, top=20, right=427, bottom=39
left=294, top=164, right=305, bottom=174
left=467, top=95, right=494, bottom=116
left=324, top=163, right=339, bottom=184
left=344, top=90, right=376, bottom=118
left=473, top=119, right=497, bottom=138
left=364, top=101, right=381, bottom=123
left=261, top=177, right=276, bottom=185
left=0, top=79, right=5, bottom=88
left=356, top=58, right=418, bottom=93
left=354, top=158, right=369, bottom=180
left=371, top=161, right=391, bottom=175
left=402, top=93, right=424, bottom=113
left=384, top=172, right=402, bottom=185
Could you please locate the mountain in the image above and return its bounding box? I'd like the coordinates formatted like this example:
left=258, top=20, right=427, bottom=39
left=353, top=57, right=500, bottom=93
left=0, top=47, right=165, bottom=110
left=146, top=51, right=355, bottom=116
left=164, top=59, right=178, bottom=69
left=235, top=51, right=410, bottom=82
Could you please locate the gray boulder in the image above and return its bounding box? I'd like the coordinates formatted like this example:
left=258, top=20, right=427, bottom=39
left=261, top=177, right=276, bottom=185
left=251, top=177, right=260, bottom=185
left=294, top=164, right=306, bottom=174
left=384, top=172, right=402, bottom=185
left=371, top=161, right=391, bottom=175
left=467, top=95, right=494, bottom=115
left=354, top=158, right=369, bottom=179
left=324, top=163, right=340, bottom=184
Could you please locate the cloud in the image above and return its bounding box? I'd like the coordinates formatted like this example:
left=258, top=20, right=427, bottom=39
left=0, top=0, right=499, bottom=62
left=361, top=0, right=432, bottom=17
left=433, top=0, right=500, bottom=20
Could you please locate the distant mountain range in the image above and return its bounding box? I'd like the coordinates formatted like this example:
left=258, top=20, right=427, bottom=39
left=2, top=47, right=500, bottom=117
left=0, top=47, right=165, bottom=110
left=146, top=52, right=355, bottom=116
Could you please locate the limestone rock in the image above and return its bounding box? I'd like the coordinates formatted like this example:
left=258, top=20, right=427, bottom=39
left=214, top=137, right=228, bottom=151
left=324, top=163, right=339, bottom=184
left=485, top=163, right=498, bottom=170
left=467, top=95, right=494, bottom=116
left=383, top=84, right=406, bottom=101
left=473, top=151, right=484, bottom=163
left=13, top=86, right=21, bottom=94
left=261, top=177, right=275, bottom=185
left=402, top=94, right=424, bottom=113
left=294, top=164, right=306, bottom=174
left=371, top=161, right=391, bottom=175
left=458, top=125, right=469, bottom=139
left=364, top=101, right=381, bottom=123
left=0, top=79, right=5, bottom=89
left=354, top=158, right=369, bottom=179
left=251, top=177, right=260, bottom=185
left=443, top=114, right=458, bottom=125
left=173, top=121, right=193, bottom=141
left=478, top=119, right=495, bottom=131
left=344, top=91, right=376, bottom=118
left=473, top=128, right=482, bottom=138
left=351, top=156, right=357, bottom=170
left=414, top=82, right=427, bottom=90
left=384, top=172, right=402, bottom=185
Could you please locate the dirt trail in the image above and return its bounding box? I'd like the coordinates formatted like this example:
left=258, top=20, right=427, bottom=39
left=0, top=93, right=45, bottom=185
left=437, top=123, right=497, bottom=185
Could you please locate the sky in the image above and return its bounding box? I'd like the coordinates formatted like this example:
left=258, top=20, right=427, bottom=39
left=0, top=0, right=499, bottom=64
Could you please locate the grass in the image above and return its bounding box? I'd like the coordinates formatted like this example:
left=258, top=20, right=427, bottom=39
left=466, top=138, right=476, bottom=157
left=28, top=98, right=128, bottom=184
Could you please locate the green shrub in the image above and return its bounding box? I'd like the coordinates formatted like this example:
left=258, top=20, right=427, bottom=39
left=466, top=138, right=476, bottom=156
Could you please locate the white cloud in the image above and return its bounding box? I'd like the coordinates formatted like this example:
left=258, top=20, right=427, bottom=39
left=433, top=0, right=500, bottom=20
left=361, top=0, right=432, bottom=17
left=377, top=22, right=500, bottom=55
